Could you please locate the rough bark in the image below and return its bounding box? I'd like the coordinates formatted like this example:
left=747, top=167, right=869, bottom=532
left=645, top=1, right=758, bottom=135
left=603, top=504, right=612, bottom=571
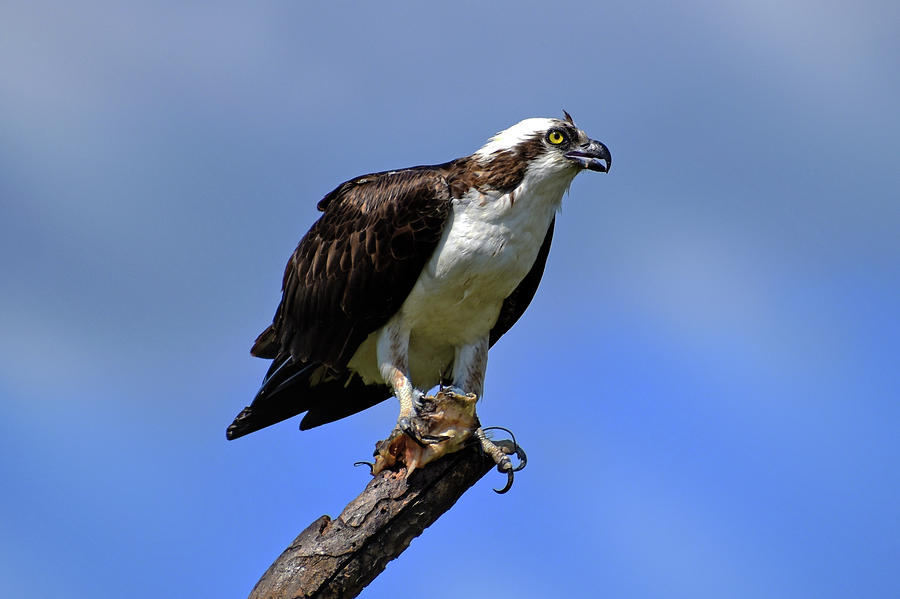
left=248, top=442, right=511, bottom=599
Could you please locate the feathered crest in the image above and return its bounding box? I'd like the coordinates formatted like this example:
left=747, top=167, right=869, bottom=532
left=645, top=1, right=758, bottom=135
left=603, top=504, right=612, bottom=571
left=562, top=110, right=575, bottom=125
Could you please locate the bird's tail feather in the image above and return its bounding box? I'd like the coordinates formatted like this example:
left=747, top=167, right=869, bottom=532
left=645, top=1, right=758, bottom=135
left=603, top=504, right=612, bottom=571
left=226, top=355, right=315, bottom=440
left=226, top=355, right=392, bottom=440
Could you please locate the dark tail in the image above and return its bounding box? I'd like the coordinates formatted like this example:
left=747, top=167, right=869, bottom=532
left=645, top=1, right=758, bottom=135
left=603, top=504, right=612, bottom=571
left=226, top=354, right=391, bottom=440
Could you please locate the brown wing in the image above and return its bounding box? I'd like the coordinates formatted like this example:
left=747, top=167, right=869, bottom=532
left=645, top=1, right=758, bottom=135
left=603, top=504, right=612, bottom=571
left=259, top=165, right=454, bottom=370
left=489, top=218, right=555, bottom=346
left=227, top=165, right=455, bottom=441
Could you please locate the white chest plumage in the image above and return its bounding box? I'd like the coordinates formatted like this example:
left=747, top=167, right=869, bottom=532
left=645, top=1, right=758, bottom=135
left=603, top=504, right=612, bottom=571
left=403, top=188, right=554, bottom=341
left=344, top=127, right=587, bottom=390
left=398, top=167, right=576, bottom=384
left=231, top=115, right=608, bottom=453
left=346, top=168, right=575, bottom=388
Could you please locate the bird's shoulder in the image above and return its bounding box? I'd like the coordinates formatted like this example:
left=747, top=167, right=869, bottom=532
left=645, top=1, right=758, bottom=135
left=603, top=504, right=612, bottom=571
left=315, top=160, right=466, bottom=213
left=262, top=161, right=463, bottom=367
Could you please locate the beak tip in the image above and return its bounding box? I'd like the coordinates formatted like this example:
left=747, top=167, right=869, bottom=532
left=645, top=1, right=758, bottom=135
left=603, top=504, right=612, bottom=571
left=564, top=138, right=611, bottom=173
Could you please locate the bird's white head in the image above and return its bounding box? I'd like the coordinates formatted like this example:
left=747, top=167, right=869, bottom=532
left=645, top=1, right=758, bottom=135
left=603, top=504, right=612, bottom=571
left=474, top=112, right=611, bottom=180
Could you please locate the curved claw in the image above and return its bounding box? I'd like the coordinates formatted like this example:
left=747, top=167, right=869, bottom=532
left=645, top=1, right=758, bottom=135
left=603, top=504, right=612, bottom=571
left=511, top=445, right=527, bottom=472
left=493, top=457, right=515, bottom=494
left=353, top=461, right=375, bottom=475
left=485, top=430, right=527, bottom=473
left=398, top=416, right=449, bottom=446
left=420, top=433, right=452, bottom=444
left=474, top=427, right=528, bottom=493
left=397, top=417, right=426, bottom=447
left=494, top=471, right=515, bottom=494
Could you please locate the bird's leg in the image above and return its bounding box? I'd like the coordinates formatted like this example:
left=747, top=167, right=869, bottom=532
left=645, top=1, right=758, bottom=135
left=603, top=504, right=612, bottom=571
left=369, top=330, right=527, bottom=487
left=386, top=364, right=448, bottom=447
left=375, top=321, right=441, bottom=445
left=474, top=428, right=528, bottom=494
left=450, top=341, right=487, bottom=400
left=372, top=319, right=448, bottom=476
left=372, top=322, right=468, bottom=476
left=452, top=339, right=527, bottom=493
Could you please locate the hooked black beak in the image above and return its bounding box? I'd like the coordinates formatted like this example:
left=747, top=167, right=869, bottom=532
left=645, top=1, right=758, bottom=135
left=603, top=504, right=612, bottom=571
left=565, top=139, right=611, bottom=173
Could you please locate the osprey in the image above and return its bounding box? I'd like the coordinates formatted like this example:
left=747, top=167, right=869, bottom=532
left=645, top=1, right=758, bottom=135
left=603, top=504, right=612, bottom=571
left=227, top=113, right=610, bottom=490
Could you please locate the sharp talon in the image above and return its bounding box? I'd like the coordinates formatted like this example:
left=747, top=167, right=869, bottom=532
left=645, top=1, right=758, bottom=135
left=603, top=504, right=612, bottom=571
left=482, top=427, right=527, bottom=473
left=494, top=467, right=515, bottom=494
left=511, top=445, right=527, bottom=471
left=443, top=385, right=467, bottom=397
left=396, top=416, right=417, bottom=442
left=353, top=461, right=374, bottom=475
left=398, top=416, right=448, bottom=446
left=483, top=426, right=518, bottom=449
left=399, top=418, right=428, bottom=447
left=407, top=433, right=428, bottom=447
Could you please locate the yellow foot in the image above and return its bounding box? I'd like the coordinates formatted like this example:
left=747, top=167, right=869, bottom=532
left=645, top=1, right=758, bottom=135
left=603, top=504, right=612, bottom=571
left=371, top=389, right=478, bottom=477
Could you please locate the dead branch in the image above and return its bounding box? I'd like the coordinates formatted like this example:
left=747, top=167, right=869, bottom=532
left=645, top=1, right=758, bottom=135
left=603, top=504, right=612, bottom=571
left=248, top=441, right=511, bottom=599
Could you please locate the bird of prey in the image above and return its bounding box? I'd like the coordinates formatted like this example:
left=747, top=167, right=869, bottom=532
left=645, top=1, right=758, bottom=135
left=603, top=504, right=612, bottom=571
left=227, top=113, right=610, bottom=490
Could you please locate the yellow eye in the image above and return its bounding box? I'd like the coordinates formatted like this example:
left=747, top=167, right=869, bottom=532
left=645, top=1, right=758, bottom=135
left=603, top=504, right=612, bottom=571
left=548, top=130, right=565, bottom=145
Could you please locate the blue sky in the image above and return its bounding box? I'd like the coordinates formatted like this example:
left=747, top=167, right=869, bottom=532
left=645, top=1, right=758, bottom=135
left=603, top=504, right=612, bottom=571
left=1, top=1, right=898, bottom=597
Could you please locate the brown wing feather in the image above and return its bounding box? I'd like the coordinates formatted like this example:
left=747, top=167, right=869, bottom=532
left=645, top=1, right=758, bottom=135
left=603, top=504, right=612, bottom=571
left=230, top=164, right=551, bottom=441
left=228, top=166, right=454, bottom=440
left=262, top=165, right=455, bottom=370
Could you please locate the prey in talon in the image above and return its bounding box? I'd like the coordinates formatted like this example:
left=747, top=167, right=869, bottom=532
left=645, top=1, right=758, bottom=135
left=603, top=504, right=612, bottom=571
left=226, top=113, right=611, bottom=491
left=371, top=388, right=478, bottom=477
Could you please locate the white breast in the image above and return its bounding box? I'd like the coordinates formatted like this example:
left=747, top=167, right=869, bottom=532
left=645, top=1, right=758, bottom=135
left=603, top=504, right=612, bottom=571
left=347, top=165, right=577, bottom=388
left=402, top=193, right=549, bottom=341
